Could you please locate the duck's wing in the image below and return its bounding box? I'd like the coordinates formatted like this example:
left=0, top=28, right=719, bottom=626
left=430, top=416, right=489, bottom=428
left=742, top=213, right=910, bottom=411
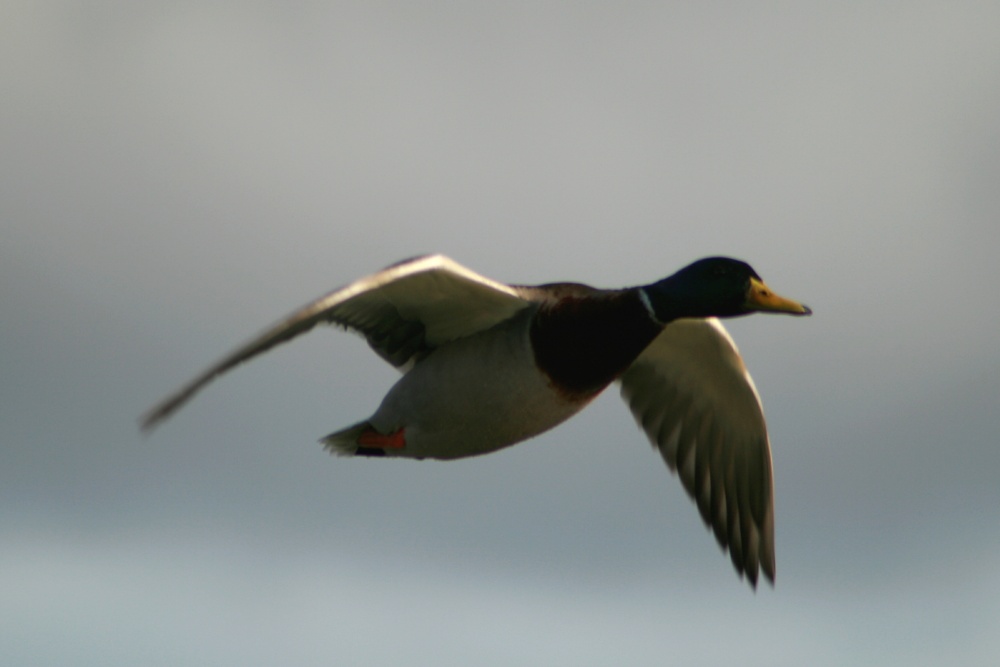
left=619, top=317, right=776, bottom=587
left=141, top=254, right=533, bottom=432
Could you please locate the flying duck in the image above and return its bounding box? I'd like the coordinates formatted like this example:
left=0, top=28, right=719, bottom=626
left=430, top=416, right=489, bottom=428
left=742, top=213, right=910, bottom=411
left=142, top=254, right=810, bottom=587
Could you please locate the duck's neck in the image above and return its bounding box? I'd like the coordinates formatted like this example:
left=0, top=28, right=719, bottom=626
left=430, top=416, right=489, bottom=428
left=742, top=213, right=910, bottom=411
left=530, top=290, right=663, bottom=397
left=641, top=277, right=735, bottom=322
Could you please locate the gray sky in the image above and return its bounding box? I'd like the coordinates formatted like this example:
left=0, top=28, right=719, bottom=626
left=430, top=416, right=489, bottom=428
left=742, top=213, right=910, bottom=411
left=3, top=3, right=999, bottom=665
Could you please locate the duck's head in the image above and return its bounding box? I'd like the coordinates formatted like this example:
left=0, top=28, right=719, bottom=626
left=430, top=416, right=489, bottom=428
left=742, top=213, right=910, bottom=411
left=644, top=257, right=812, bottom=322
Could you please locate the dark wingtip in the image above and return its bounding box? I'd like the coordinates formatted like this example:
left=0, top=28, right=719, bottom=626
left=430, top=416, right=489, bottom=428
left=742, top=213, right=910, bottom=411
left=138, top=403, right=171, bottom=435
left=138, top=384, right=200, bottom=435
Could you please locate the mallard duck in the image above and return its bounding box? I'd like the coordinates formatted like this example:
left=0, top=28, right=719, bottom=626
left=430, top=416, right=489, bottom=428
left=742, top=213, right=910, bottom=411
left=142, top=255, right=810, bottom=586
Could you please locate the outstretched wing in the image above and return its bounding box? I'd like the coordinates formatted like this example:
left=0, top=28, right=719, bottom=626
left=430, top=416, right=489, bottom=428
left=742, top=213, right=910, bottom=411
left=619, top=317, right=776, bottom=586
left=141, top=254, right=533, bottom=432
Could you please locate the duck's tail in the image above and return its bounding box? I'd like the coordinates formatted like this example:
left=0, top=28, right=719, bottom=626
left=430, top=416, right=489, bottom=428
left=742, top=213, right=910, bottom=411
left=322, top=420, right=405, bottom=457
left=320, top=421, right=372, bottom=457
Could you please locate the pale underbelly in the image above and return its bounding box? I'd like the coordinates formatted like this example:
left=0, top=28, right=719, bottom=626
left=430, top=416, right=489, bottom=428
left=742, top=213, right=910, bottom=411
left=366, top=318, right=598, bottom=459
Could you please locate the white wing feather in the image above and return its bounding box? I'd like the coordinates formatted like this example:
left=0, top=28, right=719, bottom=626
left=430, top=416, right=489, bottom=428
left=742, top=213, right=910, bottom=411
left=141, top=255, right=532, bottom=431
left=619, top=317, right=776, bottom=585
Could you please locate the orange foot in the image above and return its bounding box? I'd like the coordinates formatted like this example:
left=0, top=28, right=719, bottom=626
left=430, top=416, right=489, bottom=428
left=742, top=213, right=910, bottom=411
left=357, top=427, right=406, bottom=449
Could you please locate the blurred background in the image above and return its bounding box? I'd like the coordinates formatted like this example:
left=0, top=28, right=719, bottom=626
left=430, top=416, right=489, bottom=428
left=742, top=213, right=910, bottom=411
left=3, top=3, right=999, bottom=665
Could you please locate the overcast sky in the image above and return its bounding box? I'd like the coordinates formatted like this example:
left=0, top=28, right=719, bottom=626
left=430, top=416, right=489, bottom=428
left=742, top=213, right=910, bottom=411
left=3, top=3, right=1000, bottom=665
